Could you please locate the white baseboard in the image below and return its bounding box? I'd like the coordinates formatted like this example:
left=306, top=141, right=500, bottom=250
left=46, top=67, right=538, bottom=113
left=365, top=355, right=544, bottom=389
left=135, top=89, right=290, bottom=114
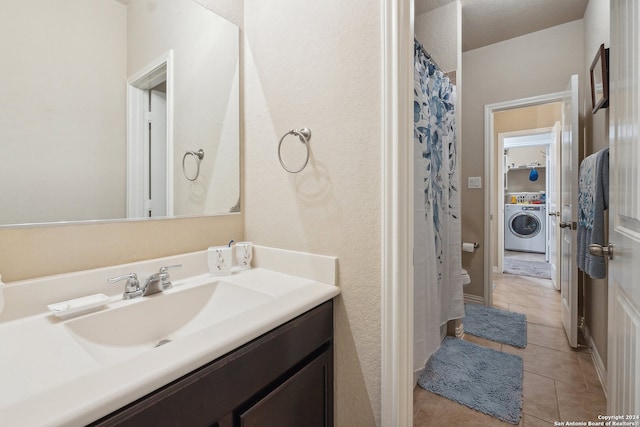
left=493, top=266, right=500, bottom=273
left=583, top=326, right=608, bottom=399
left=464, top=293, right=485, bottom=304
left=413, top=368, right=423, bottom=386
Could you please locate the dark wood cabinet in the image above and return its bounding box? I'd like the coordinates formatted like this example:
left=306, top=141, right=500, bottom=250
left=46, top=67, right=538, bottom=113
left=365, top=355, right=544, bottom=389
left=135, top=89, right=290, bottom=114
left=89, top=300, right=334, bottom=427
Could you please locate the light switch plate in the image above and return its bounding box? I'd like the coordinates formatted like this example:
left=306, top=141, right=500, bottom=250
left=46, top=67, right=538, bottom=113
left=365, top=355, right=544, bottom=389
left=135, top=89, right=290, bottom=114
left=468, top=176, right=482, bottom=189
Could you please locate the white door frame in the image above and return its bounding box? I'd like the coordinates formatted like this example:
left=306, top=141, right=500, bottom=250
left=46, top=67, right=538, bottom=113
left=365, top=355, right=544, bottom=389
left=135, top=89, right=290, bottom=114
left=498, top=127, right=553, bottom=273
left=381, top=0, right=414, bottom=425
left=484, top=92, right=567, bottom=306
left=126, top=51, right=174, bottom=218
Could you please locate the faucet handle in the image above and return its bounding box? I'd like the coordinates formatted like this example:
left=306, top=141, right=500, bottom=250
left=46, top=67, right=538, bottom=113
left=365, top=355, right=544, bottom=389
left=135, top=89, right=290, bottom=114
left=108, top=273, right=142, bottom=300
left=158, top=264, right=182, bottom=290
left=159, top=264, right=182, bottom=274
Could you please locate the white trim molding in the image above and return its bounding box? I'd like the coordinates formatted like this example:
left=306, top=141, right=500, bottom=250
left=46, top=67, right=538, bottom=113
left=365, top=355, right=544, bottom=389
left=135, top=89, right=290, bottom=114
left=381, top=0, right=414, bottom=425
left=583, top=326, right=608, bottom=399
left=126, top=50, right=174, bottom=218
left=464, top=293, right=485, bottom=305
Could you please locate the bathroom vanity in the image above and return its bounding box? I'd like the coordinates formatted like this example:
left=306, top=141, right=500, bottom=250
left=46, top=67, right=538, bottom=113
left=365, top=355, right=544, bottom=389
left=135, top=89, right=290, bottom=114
left=0, top=246, right=339, bottom=426
left=91, top=300, right=333, bottom=426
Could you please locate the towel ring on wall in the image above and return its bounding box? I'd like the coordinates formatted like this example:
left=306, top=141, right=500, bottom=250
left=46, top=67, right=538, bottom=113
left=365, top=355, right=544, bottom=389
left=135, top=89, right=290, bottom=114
left=182, top=149, right=205, bottom=181
left=278, top=128, right=311, bottom=173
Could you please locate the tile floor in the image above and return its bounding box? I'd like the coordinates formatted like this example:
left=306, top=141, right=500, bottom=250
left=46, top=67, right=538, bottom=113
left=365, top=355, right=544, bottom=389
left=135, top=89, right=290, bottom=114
left=414, top=271, right=607, bottom=426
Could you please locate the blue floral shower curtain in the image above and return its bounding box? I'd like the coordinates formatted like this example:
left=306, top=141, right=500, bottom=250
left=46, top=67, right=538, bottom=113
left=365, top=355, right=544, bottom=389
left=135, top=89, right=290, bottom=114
left=413, top=39, right=464, bottom=376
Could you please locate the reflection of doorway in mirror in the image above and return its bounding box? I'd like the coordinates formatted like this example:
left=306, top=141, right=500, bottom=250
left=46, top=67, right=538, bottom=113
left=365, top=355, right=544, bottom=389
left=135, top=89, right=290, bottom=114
left=148, top=85, right=167, bottom=217
left=126, top=51, right=174, bottom=219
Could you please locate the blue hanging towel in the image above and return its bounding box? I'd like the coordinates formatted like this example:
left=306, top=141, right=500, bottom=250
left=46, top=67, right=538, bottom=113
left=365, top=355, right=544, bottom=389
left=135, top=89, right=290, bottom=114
left=577, top=148, right=609, bottom=279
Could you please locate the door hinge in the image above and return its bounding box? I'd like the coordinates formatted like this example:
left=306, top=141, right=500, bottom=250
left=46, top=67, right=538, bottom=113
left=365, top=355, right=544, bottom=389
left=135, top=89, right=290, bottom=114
left=144, top=112, right=153, bottom=123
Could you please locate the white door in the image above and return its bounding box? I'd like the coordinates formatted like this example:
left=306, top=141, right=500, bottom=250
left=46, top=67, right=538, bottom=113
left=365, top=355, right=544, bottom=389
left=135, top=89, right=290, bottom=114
left=547, top=121, right=561, bottom=290
left=607, top=0, right=640, bottom=414
left=147, top=89, right=167, bottom=217
left=125, top=51, right=173, bottom=219
left=560, top=75, right=579, bottom=348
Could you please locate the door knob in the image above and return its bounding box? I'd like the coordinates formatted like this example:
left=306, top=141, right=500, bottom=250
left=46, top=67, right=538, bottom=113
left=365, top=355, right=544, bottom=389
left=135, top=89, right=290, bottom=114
left=559, top=222, right=570, bottom=228
left=549, top=212, right=558, bottom=217
left=588, top=244, right=614, bottom=260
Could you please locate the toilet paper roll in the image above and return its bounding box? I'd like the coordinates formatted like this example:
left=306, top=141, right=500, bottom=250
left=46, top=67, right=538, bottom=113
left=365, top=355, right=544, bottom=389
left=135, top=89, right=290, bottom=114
left=462, top=242, right=476, bottom=253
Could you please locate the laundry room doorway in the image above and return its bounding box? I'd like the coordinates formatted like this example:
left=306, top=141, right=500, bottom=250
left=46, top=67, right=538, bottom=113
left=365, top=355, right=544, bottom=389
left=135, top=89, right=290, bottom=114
left=499, top=125, right=559, bottom=287
left=487, top=100, right=564, bottom=296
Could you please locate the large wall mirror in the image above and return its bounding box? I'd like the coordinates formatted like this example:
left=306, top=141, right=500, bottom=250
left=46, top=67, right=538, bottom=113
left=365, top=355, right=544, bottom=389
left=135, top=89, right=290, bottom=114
left=0, top=0, right=240, bottom=227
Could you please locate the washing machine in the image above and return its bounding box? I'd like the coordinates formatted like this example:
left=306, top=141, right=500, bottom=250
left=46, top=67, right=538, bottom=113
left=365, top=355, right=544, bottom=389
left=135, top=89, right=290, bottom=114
left=504, top=204, right=546, bottom=253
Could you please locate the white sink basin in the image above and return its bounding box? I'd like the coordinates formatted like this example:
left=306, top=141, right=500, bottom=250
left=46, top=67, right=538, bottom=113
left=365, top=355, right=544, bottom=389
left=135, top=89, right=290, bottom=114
left=64, top=280, right=272, bottom=365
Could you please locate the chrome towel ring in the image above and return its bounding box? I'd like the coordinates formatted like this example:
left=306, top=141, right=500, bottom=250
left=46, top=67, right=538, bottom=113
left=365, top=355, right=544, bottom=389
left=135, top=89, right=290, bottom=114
left=278, top=128, right=311, bottom=173
left=182, top=149, right=205, bottom=181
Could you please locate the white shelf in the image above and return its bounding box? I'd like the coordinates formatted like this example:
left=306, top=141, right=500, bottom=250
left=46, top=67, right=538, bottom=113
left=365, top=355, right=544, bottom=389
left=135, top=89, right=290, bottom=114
left=507, top=165, right=545, bottom=171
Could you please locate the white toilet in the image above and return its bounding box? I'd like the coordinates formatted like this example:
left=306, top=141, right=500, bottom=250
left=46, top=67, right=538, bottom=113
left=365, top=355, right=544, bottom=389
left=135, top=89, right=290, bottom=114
left=461, top=268, right=471, bottom=285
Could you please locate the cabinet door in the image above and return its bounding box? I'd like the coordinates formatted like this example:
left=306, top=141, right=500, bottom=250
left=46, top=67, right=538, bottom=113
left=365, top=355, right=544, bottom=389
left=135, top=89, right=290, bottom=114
left=239, top=350, right=333, bottom=427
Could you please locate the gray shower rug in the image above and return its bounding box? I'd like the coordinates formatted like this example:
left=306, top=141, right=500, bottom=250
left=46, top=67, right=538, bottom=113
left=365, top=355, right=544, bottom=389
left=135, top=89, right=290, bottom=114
left=418, top=336, right=523, bottom=424
left=464, top=303, right=527, bottom=348
left=503, top=258, right=551, bottom=279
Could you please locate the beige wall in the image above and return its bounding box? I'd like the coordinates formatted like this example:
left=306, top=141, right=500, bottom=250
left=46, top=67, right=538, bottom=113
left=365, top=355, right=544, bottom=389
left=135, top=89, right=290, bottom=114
left=505, top=145, right=547, bottom=170
left=415, top=1, right=461, bottom=74
left=582, top=0, right=609, bottom=367
left=491, top=103, right=562, bottom=267
left=0, top=215, right=242, bottom=282
left=243, top=0, right=381, bottom=425
left=461, top=20, right=584, bottom=297
left=0, top=0, right=244, bottom=283
left=193, top=0, right=242, bottom=28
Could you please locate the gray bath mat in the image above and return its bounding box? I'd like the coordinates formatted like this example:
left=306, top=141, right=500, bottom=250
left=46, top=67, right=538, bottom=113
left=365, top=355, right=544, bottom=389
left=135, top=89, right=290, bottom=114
left=503, top=258, right=551, bottom=279
left=418, top=336, right=523, bottom=424
left=464, top=303, right=527, bottom=348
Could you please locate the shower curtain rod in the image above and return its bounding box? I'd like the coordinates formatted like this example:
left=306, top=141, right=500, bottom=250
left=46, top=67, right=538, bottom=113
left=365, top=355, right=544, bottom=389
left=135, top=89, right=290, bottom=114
left=414, top=37, right=443, bottom=72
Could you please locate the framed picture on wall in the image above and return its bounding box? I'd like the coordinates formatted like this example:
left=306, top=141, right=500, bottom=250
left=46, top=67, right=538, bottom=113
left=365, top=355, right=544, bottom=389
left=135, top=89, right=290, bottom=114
left=590, top=43, right=609, bottom=114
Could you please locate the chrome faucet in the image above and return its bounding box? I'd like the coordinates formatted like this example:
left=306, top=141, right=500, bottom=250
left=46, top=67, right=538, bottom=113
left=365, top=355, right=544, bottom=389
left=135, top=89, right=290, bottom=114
left=108, top=264, right=182, bottom=300
left=107, top=273, right=142, bottom=300
left=141, top=264, right=182, bottom=296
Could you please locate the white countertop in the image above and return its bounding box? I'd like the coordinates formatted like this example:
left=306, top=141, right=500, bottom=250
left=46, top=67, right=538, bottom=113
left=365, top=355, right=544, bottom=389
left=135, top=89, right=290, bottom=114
left=0, top=246, right=339, bottom=426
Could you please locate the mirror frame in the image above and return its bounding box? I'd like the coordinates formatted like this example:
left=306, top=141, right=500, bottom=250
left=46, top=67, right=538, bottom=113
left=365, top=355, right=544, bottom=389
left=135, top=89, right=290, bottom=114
left=590, top=43, right=609, bottom=114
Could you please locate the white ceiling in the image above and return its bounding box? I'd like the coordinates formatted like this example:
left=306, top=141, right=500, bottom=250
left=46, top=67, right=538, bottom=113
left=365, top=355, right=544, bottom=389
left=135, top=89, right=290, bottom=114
left=415, top=0, right=589, bottom=51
